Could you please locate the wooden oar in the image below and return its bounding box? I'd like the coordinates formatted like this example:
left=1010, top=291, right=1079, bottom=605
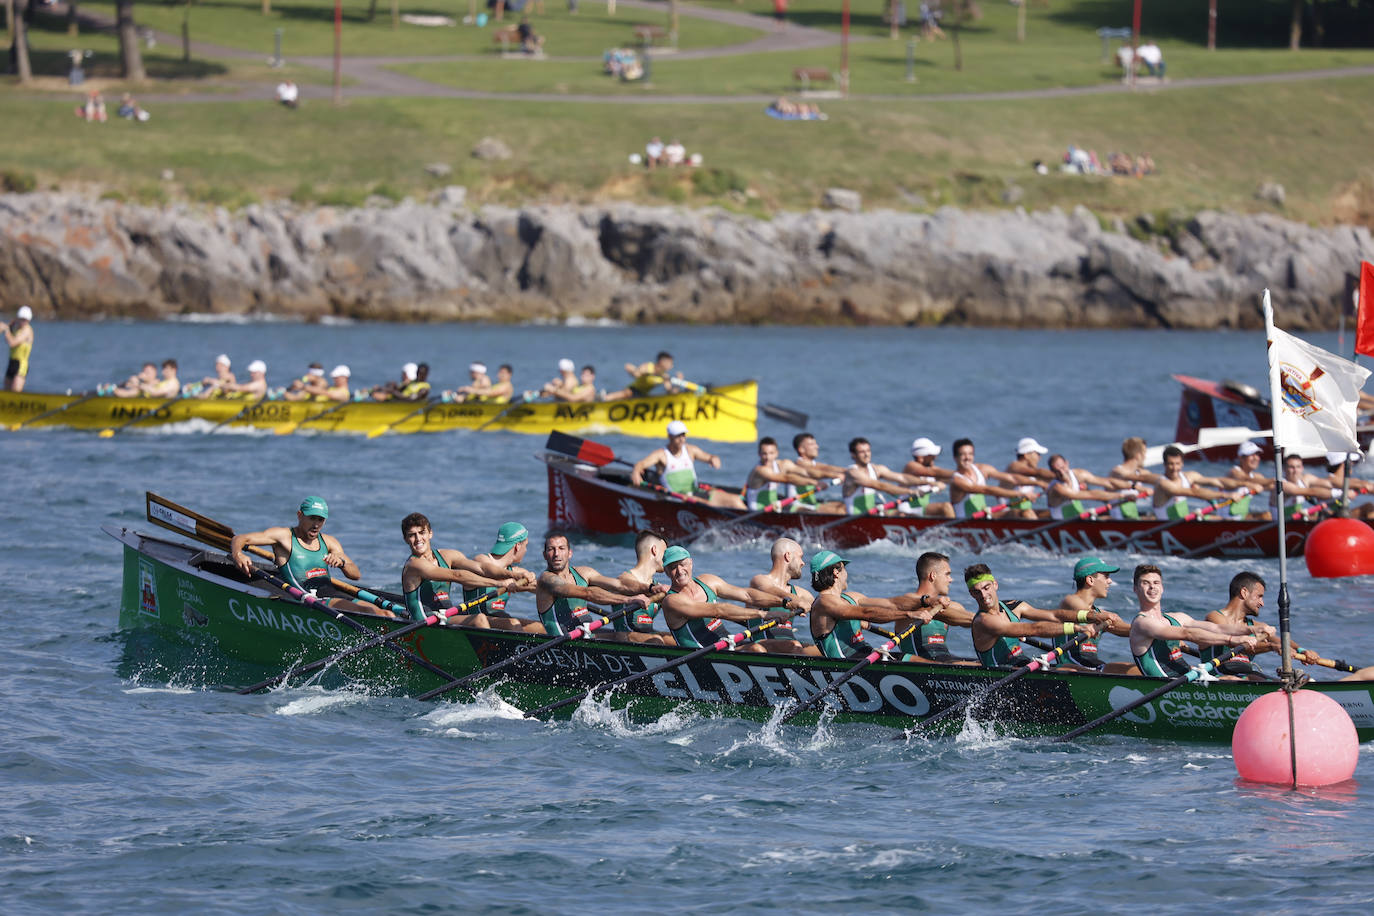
left=208, top=394, right=269, bottom=433
left=365, top=396, right=441, bottom=439
left=980, top=496, right=1133, bottom=550
left=777, top=623, right=919, bottom=725
left=414, top=607, right=635, bottom=701
left=237, top=589, right=503, bottom=694
left=1177, top=498, right=1331, bottom=560
left=1051, top=650, right=1238, bottom=742
left=98, top=394, right=183, bottom=437
left=1293, top=644, right=1362, bottom=674
left=677, top=379, right=808, bottom=428
left=9, top=391, right=99, bottom=430
left=274, top=398, right=352, bottom=436
left=899, top=631, right=1093, bottom=737
left=523, top=614, right=798, bottom=719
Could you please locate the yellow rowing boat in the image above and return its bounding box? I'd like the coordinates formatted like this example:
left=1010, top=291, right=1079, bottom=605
left=0, top=381, right=759, bottom=442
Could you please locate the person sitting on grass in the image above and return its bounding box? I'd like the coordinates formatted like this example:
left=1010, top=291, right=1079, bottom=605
left=275, top=80, right=299, bottom=109
left=517, top=15, right=544, bottom=54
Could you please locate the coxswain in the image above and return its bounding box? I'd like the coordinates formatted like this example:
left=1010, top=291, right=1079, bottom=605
left=949, top=438, right=1040, bottom=520
left=535, top=530, right=655, bottom=637
left=842, top=437, right=919, bottom=515
left=1055, top=557, right=1133, bottom=672
left=899, top=437, right=955, bottom=518
left=786, top=432, right=846, bottom=513
left=1202, top=572, right=1293, bottom=679
left=660, top=546, right=797, bottom=651
left=399, top=513, right=533, bottom=630
left=630, top=420, right=746, bottom=509
left=895, top=551, right=975, bottom=664
left=604, top=350, right=681, bottom=400
left=602, top=530, right=671, bottom=645
left=459, top=522, right=539, bottom=620
left=3, top=305, right=34, bottom=392
left=1128, top=564, right=1260, bottom=677
left=743, top=437, right=823, bottom=510
left=965, top=564, right=1099, bottom=669
left=1045, top=454, right=1145, bottom=519
left=1148, top=445, right=1252, bottom=520
left=1004, top=437, right=1055, bottom=517
left=747, top=537, right=820, bottom=655
left=230, top=496, right=392, bottom=617
left=192, top=355, right=235, bottom=398
left=808, top=550, right=931, bottom=659
left=220, top=360, right=269, bottom=400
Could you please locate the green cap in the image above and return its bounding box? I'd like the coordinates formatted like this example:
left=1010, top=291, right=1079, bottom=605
left=490, top=522, right=529, bottom=557
left=663, top=545, right=691, bottom=567
left=1073, top=557, right=1119, bottom=579
left=810, top=549, right=847, bottom=576
left=298, top=496, right=329, bottom=519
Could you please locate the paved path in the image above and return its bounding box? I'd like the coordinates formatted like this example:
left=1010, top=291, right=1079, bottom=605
left=46, top=2, right=1374, bottom=106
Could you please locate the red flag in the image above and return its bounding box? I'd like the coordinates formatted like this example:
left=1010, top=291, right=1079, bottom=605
left=1358, top=261, right=1374, bottom=357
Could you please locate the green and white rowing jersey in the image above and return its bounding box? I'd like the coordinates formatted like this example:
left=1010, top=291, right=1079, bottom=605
left=844, top=463, right=880, bottom=514
left=404, top=549, right=454, bottom=622
left=815, top=593, right=867, bottom=659
left=281, top=533, right=332, bottom=593
left=744, top=460, right=782, bottom=510
left=667, top=577, right=727, bottom=648
left=541, top=567, right=593, bottom=637
left=661, top=445, right=698, bottom=495
left=974, top=600, right=1028, bottom=668
left=1132, top=612, right=1192, bottom=677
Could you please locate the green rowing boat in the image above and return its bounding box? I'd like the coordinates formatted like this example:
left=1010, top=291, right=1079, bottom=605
left=109, top=524, right=1374, bottom=742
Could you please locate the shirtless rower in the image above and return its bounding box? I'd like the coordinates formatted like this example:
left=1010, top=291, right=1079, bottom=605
left=547, top=364, right=596, bottom=403
left=109, top=362, right=158, bottom=397
left=220, top=360, right=269, bottom=400
left=743, top=437, right=822, bottom=511
left=604, top=351, right=682, bottom=401
left=459, top=523, right=541, bottom=622
left=899, top=437, right=955, bottom=518
left=322, top=365, right=351, bottom=402
left=3, top=306, right=34, bottom=391
left=1005, top=437, right=1055, bottom=518
left=230, top=496, right=393, bottom=618
left=540, top=358, right=579, bottom=399
left=1128, top=564, right=1260, bottom=677
left=950, top=438, right=1041, bottom=520
left=399, top=513, right=533, bottom=630
left=630, top=420, right=746, bottom=510
left=661, top=546, right=798, bottom=652
left=143, top=359, right=180, bottom=399
left=786, top=432, right=847, bottom=513
left=283, top=363, right=328, bottom=401
left=893, top=552, right=976, bottom=664
left=601, top=530, right=671, bottom=645
left=1223, top=441, right=1275, bottom=519
left=1148, top=445, right=1254, bottom=520
left=965, top=564, right=1099, bottom=669
left=192, top=355, right=235, bottom=398
left=1056, top=557, right=1133, bottom=672
left=535, top=530, right=656, bottom=637
left=808, top=550, right=932, bottom=659
left=1110, top=437, right=1154, bottom=487
left=1202, top=572, right=1292, bottom=679
left=843, top=437, right=918, bottom=515
left=1045, top=454, right=1146, bottom=519
left=748, top=537, right=821, bottom=656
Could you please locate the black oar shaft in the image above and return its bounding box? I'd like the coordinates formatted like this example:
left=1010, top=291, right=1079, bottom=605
left=778, top=623, right=918, bottom=725
left=1053, top=650, right=1237, bottom=742
left=10, top=391, right=99, bottom=429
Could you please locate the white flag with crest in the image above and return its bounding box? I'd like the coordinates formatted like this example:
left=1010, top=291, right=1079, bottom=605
left=1264, top=292, right=1370, bottom=453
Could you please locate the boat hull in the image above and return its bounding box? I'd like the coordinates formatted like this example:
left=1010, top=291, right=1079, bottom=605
left=544, top=455, right=1344, bottom=558
left=2, top=381, right=758, bottom=442
left=110, top=525, right=1374, bottom=742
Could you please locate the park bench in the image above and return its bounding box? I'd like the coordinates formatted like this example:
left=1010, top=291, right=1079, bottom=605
left=793, top=67, right=833, bottom=92
left=632, top=25, right=668, bottom=47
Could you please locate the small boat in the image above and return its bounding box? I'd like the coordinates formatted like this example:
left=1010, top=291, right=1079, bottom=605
left=0, top=381, right=759, bottom=441
left=108, top=523, right=1374, bottom=742
left=542, top=452, right=1342, bottom=558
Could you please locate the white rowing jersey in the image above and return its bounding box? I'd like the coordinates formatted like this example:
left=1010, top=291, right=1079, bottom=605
left=661, top=445, right=698, bottom=494
left=744, top=460, right=780, bottom=510
left=844, top=463, right=881, bottom=514
left=954, top=464, right=989, bottom=518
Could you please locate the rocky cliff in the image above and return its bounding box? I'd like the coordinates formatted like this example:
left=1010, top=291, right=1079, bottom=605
left=2, top=191, right=1370, bottom=328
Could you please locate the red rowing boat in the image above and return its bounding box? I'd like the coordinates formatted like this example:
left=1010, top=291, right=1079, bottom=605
left=542, top=453, right=1338, bottom=559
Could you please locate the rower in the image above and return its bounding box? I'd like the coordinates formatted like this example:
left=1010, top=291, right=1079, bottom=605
left=219, top=360, right=269, bottom=401
left=446, top=363, right=493, bottom=403
left=230, top=496, right=394, bottom=618
left=660, top=546, right=798, bottom=652
left=743, top=437, right=821, bottom=511
left=895, top=551, right=975, bottom=665
left=108, top=362, right=158, bottom=397
left=1004, top=437, right=1055, bottom=518
left=323, top=365, right=351, bottom=402
left=547, top=364, right=596, bottom=403
left=808, top=550, right=931, bottom=659
left=1128, top=564, right=1260, bottom=677
left=1046, top=454, right=1145, bottom=519
left=535, top=530, right=656, bottom=637
left=541, top=358, right=579, bottom=399
left=1203, top=572, right=1290, bottom=679
left=949, top=438, right=1040, bottom=520
left=143, top=359, right=180, bottom=399
left=191, top=354, right=235, bottom=398
left=1148, top=445, right=1252, bottom=520
left=283, top=363, right=327, bottom=401
left=1322, top=452, right=1374, bottom=520
left=371, top=363, right=426, bottom=402
left=787, top=432, right=847, bottom=513
left=899, top=437, right=955, bottom=518
left=399, top=513, right=534, bottom=630
left=461, top=522, right=540, bottom=620
left=4, top=305, right=34, bottom=392
left=1056, top=556, right=1133, bottom=672
left=604, top=351, right=681, bottom=401
left=603, top=530, right=671, bottom=645
left=1107, top=436, right=1156, bottom=519
left=748, top=537, right=821, bottom=656
left=629, top=420, right=746, bottom=509
left=965, top=564, right=1098, bottom=669
left=842, top=437, right=917, bottom=515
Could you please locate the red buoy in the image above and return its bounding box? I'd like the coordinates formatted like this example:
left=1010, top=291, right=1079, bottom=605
left=1303, top=517, right=1374, bottom=578
left=1232, top=689, right=1358, bottom=786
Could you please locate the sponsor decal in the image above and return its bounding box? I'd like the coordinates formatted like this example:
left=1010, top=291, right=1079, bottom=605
left=148, top=502, right=200, bottom=538
left=1330, top=692, right=1374, bottom=728
left=228, top=597, right=345, bottom=641
left=138, top=559, right=160, bottom=617
left=553, top=405, right=593, bottom=421
left=1108, top=685, right=1155, bottom=724
left=605, top=397, right=721, bottom=425
left=305, top=566, right=329, bottom=581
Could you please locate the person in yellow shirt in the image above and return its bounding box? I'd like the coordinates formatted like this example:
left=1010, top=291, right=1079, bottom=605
left=4, top=306, right=34, bottom=392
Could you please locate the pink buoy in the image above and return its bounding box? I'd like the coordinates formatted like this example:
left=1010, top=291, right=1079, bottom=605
left=1232, top=689, right=1359, bottom=786
left=1304, top=517, right=1374, bottom=578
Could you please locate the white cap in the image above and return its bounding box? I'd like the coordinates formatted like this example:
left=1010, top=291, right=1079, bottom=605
left=17, top=306, right=33, bottom=320
left=1237, top=441, right=1262, bottom=457
left=910, top=437, right=941, bottom=458
left=667, top=420, right=688, bottom=437
left=1327, top=451, right=1362, bottom=466
left=1016, top=437, right=1049, bottom=456
left=215, top=354, right=231, bottom=367
left=558, top=358, right=576, bottom=373
left=307, top=366, right=325, bottom=378
left=247, top=359, right=267, bottom=374
left=470, top=362, right=487, bottom=376
left=331, top=364, right=350, bottom=378
left=402, top=362, right=418, bottom=381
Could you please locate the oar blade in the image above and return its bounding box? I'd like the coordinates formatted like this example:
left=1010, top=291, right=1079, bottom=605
left=762, top=403, right=808, bottom=428
left=98, top=428, right=115, bottom=438
left=545, top=431, right=616, bottom=466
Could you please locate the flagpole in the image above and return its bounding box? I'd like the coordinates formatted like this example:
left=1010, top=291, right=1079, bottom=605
left=1262, top=289, right=1294, bottom=683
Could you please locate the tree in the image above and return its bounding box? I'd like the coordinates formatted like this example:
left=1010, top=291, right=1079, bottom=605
left=116, top=0, right=146, bottom=81
left=11, top=0, right=33, bottom=84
